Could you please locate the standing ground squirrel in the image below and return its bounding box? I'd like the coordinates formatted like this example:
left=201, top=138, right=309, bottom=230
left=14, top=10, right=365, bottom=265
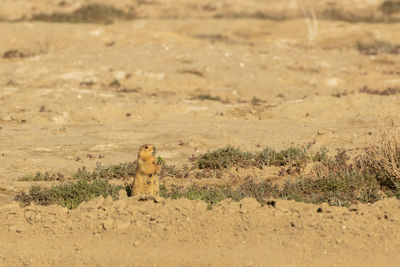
left=131, top=144, right=161, bottom=196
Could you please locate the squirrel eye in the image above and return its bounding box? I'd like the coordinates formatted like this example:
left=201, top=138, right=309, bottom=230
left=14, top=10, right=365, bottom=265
left=144, top=146, right=148, bottom=149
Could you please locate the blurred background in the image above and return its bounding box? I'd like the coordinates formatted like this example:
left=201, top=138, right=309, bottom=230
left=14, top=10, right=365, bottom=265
left=0, top=0, right=399, bottom=182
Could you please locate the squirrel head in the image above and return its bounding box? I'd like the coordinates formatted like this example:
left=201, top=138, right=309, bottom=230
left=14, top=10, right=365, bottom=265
left=138, top=144, right=156, bottom=160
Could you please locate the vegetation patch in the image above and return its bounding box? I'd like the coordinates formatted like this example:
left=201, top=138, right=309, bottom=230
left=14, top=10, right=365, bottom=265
left=256, top=147, right=309, bottom=169
left=16, top=158, right=179, bottom=182
left=14, top=131, right=400, bottom=209
left=161, top=134, right=400, bottom=208
left=18, top=172, right=65, bottom=182
left=197, top=146, right=311, bottom=173
left=361, top=131, right=400, bottom=194
left=280, top=171, right=381, bottom=206
left=31, top=4, right=135, bottom=24
left=3, top=50, right=32, bottom=59
left=356, top=41, right=400, bottom=55
left=213, top=11, right=285, bottom=21
left=380, top=1, right=400, bottom=16
left=72, top=162, right=137, bottom=180
left=109, top=79, right=121, bottom=88
left=197, top=146, right=254, bottom=169
left=193, top=94, right=223, bottom=102
left=160, top=170, right=382, bottom=208
left=160, top=184, right=235, bottom=209
left=359, top=86, right=400, bottom=96
left=15, top=179, right=123, bottom=209
left=251, top=97, right=267, bottom=106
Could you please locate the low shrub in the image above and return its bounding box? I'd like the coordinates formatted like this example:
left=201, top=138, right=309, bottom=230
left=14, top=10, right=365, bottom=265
left=15, top=179, right=123, bottom=209
left=32, top=4, right=135, bottom=23
left=360, top=131, right=400, bottom=190
left=73, top=162, right=136, bottom=180
left=18, top=172, right=65, bottom=181
left=197, top=146, right=254, bottom=169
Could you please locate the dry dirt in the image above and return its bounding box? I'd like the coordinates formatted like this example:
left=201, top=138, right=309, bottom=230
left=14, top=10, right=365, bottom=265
left=2, top=195, right=400, bottom=266
left=1, top=0, right=400, bottom=266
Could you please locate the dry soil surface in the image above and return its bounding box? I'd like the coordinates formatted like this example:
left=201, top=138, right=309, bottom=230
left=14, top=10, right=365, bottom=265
left=2, top=195, right=400, bottom=266
left=1, top=0, right=400, bottom=266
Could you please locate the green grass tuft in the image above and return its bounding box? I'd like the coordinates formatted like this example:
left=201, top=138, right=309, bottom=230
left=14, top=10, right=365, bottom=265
left=15, top=179, right=123, bottom=209
left=197, top=146, right=310, bottom=171
left=160, top=184, right=235, bottom=209
left=17, top=172, right=65, bottom=181
left=72, top=162, right=136, bottom=180
left=257, top=147, right=309, bottom=166
left=280, top=171, right=381, bottom=206
left=197, top=146, right=254, bottom=169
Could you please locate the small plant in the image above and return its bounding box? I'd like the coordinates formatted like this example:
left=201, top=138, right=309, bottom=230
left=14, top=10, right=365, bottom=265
left=255, top=147, right=310, bottom=174
left=17, top=172, right=65, bottom=182
left=15, top=179, right=123, bottom=209
left=280, top=170, right=381, bottom=206
left=251, top=97, right=266, bottom=106
left=234, top=180, right=280, bottom=204
left=109, top=79, right=121, bottom=88
left=157, top=156, right=166, bottom=165
left=160, top=184, right=235, bottom=209
left=194, top=94, right=223, bottom=102
left=32, top=4, right=135, bottom=24
left=72, top=162, right=137, bottom=180
left=356, top=41, right=400, bottom=55
left=359, top=86, right=400, bottom=96
left=312, top=147, right=329, bottom=163
left=255, top=147, right=277, bottom=165
left=197, top=146, right=310, bottom=171
left=197, top=146, right=254, bottom=169
left=160, top=164, right=184, bottom=178
left=380, top=1, right=400, bottom=16
left=3, top=49, right=30, bottom=59
left=361, top=131, right=400, bottom=187
left=271, top=147, right=309, bottom=166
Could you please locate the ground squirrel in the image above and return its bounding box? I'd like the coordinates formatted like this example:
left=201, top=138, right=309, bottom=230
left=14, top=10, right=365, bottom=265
left=131, top=144, right=161, bottom=196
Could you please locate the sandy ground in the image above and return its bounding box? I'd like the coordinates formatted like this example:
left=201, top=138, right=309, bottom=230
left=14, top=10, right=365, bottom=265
left=1, top=0, right=400, bottom=266
left=1, top=195, right=400, bottom=266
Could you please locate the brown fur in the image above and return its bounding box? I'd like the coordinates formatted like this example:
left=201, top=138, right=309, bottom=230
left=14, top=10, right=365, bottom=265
left=131, top=144, right=161, bottom=196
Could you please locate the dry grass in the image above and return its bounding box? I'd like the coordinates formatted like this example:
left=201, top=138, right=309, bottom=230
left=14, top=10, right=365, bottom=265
left=362, top=130, right=400, bottom=185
